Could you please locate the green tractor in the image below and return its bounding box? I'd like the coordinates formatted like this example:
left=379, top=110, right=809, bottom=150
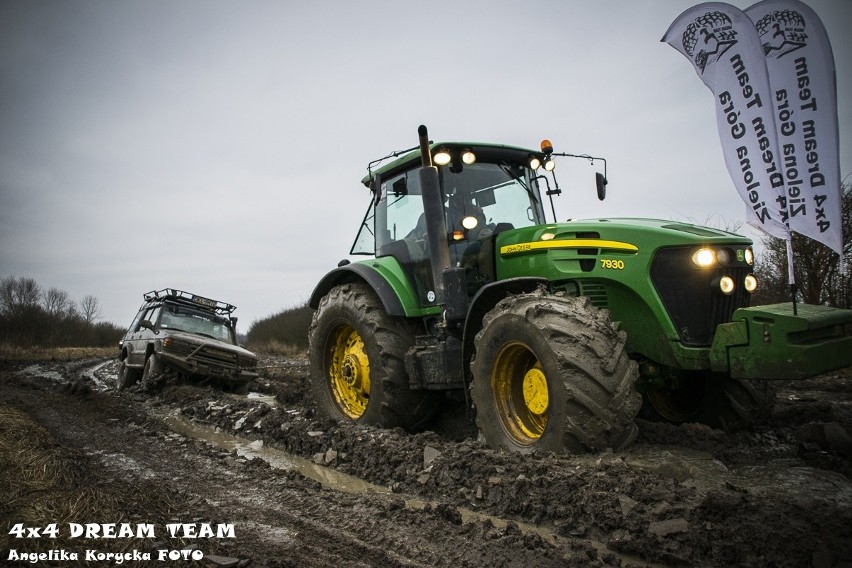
left=308, top=125, right=852, bottom=454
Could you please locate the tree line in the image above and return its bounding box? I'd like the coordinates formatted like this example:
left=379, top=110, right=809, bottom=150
left=753, top=181, right=851, bottom=308
left=0, top=276, right=124, bottom=348
left=246, top=303, right=313, bottom=353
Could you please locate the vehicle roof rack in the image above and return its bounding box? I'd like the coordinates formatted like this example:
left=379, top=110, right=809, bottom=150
left=143, top=288, right=236, bottom=314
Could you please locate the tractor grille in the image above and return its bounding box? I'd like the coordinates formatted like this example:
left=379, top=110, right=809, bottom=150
left=651, top=248, right=751, bottom=346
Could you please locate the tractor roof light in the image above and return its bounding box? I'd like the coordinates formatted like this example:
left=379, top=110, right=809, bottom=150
left=744, top=274, right=758, bottom=293
left=543, top=156, right=556, bottom=171
left=691, top=248, right=716, bottom=268
left=461, top=149, right=477, bottom=165
left=433, top=148, right=452, bottom=166
left=528, top=155, right=542, bottom=170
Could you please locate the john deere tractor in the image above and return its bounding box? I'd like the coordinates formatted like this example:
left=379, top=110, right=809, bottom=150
left=308, top=125, right=852, bottom=454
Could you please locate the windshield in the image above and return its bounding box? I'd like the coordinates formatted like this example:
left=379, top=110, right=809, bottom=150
left=159, top=305, right=234, bottom=343
left=351, top=161, right=545, bottom=255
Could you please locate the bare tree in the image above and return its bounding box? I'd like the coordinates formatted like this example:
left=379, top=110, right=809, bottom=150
left=43, top=287, right=71, bottom=317
left=80, top=295, right=102, bottom=325
left=753, top=181, right=851, bottom=307
left=0, top=276, right=42, bottom=316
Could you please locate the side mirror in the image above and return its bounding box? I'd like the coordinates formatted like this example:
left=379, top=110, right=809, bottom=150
left=140, top=319, right=154, bottom=330
left=595, top=172, right=607, bottom=201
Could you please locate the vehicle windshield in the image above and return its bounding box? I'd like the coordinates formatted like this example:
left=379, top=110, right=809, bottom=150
left=159, top=305, right=234, bottom=343
left=351, top=161, right=545, bottom=255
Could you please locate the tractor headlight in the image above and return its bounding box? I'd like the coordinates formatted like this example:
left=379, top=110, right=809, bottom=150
left=744, top=274, right=758, bottom=292
left=461, top=215, right=479, bottom=230
left=744, top=247, right=754, bottom=265
left=691, top=248, right=716, bottom=268
left=715, top=275, right=736, bottom=295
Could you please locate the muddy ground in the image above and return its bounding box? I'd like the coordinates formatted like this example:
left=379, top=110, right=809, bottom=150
left=1, top=356, right=851, bottom=567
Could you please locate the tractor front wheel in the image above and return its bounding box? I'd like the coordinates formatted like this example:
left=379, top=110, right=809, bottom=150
left=309, top=282, right=438, bottom=430
left=642, top=372, right=776, bottom=431
left=471, top=291, right=641, bottom=454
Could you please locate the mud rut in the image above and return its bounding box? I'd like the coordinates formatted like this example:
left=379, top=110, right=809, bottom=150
left=1, top=356, right=851, bottom=568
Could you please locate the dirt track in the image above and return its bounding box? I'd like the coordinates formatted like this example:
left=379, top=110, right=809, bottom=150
left=1, top=356, right=851, bottom=567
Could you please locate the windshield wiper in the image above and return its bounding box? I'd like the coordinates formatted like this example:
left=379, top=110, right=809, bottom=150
left=498, top=162, right=538, bottom=204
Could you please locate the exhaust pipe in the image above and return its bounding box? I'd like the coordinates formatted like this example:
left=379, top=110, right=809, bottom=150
left=416, top=125, right=467, bottom=322
left=416, top=125, right=452, bottom=306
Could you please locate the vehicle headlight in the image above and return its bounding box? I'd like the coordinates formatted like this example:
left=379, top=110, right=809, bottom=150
left=744, top=247, right=754, bottom=265
left=744, top=274, right=758, bottom=292
left=691, top=248, right=716, bottom=268
left=716, top=275, right=736, bottom=295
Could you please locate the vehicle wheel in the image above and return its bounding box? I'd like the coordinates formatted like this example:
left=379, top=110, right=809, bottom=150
left=470, top=290, right=641, bottom=454
left=642, top=372, right=776, bottom=431
left=141, top=353, right=165, bottom=390
left=309, top=282, right=439, bottom=430
left=116, top=360, right=141, bottom=390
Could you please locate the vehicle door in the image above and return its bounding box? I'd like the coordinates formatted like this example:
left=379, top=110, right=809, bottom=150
left=127, top=305, right=160, bottom=366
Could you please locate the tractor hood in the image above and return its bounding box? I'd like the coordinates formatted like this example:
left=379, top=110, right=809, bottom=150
left=495, top=218, right=752, bottom=262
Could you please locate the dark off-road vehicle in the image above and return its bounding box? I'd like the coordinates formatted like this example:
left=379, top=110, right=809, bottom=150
left=117, top=289, right=258, bottom=390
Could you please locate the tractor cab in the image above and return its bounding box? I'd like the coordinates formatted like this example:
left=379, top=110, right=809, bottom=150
left=351, top=143, right=548, bottom=305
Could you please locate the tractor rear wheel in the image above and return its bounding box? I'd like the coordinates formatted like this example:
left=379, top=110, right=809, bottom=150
left=642, top=372, right=776, bottom=431
left=470, top=291, right=641, bottom=454
left=309, top=282, right=438, bottom=430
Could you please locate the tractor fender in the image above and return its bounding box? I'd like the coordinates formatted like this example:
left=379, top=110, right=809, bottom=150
left=461, top=277, right=548, bottom=372
left=309, top=263, right=406, bottom=316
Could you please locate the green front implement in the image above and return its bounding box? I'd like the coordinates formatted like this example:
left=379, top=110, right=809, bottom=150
left=710, top=302, right=852, bottom=380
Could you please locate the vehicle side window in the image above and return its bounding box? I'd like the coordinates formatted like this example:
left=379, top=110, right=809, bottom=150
left=147, top=306, right=161, bottom=328
left=128, top=309, right=145, bottom=333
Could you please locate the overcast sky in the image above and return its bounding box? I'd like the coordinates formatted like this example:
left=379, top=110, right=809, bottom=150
left=1, top=0, right=850, bottom=332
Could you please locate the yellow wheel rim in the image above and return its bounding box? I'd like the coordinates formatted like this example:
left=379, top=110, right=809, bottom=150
left=492, top=342, right=549, bottom=444
left=328, top=324, right=371, bottom=420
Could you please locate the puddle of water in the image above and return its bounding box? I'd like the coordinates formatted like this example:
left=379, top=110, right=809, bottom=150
left=164, top=413, right=384, bottom=495
left=245, top=392, right=278, bottom=407
left=83, top=360, right=113, bottom=389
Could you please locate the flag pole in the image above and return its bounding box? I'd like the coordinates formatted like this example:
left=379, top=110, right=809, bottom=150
left=786, top=237, right=797, bottom=315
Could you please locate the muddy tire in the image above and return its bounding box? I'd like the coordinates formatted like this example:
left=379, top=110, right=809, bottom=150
left=141, top=353, right=165, bottom=391
left=309, top=282, right=439, bottom=430
left=642, top=373, right=776, bottom=431
left=116, top=360, right=141, bottom=391
left=470, top=291, right=641, bottom=454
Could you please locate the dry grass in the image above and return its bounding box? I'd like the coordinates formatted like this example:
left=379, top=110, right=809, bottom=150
left=0, top=344, right=115, bottom=361
left=247, top=339, right=307, bottom=358
left=0, top=402, right=175, bottom=560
